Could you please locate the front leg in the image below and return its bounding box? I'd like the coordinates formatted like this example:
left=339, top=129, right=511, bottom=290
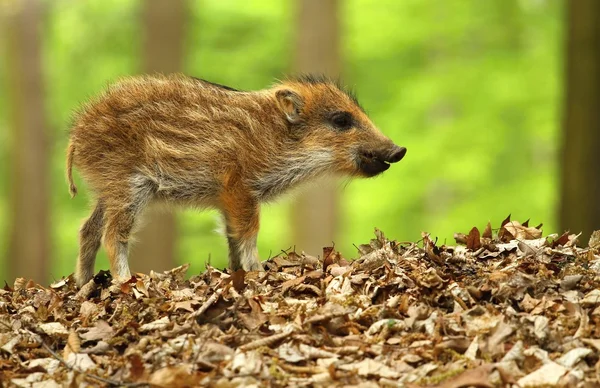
left=220, top=192, right=262, bottom=271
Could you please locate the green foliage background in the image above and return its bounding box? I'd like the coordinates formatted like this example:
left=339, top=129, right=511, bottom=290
left=0, top=0, right=563, bottom=281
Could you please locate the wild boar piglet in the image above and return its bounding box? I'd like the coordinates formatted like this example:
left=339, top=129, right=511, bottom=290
left=67, top=74, right=407, bottom=287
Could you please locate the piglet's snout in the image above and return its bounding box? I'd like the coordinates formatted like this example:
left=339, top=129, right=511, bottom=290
left=386, top=146, right=407, bottom=163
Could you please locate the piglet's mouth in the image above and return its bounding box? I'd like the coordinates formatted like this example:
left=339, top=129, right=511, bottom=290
left=358, top=146, right=407, bottom=177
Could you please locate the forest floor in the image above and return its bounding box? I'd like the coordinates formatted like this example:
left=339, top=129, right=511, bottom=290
left=1, top=217, right=600, bottom=387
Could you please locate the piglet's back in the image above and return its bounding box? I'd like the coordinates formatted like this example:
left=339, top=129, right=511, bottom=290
left=69, top=75, right=216, bottom=190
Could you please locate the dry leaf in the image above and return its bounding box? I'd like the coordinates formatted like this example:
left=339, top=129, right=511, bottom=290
left=139, top=316, right=170, bottom=332
left=65, top=353, right=96, bottom=371
left=338, top=358, right=400, bottom=378
left=552, top=231, right=570, bottom=248
left=429, top=364, right=495, bottom=388
left=466, top=227, right=482, bottom=250
left=454, top=233, right=468, bottom=245
left=482, top=222, right=493, bottom=239
left=501, top=214, right=511, bottom=227
left=128, top=354, right=146, bottom=381
left=231, top=269, right=246, bottom=292
left=50, top=278, right=69, bottom=289
left=39, top=322, right=68, bottom=337
left=517, top=362, right=568, bottom=387
left=80, top=320, right=114, bottom=341
left=589, top=230, right=600, bottom=251
left=63, top=330, right=80, bottom=360
left=172, top=300, right=196, bottom=313
left=503, top=221, right=542, bottom=240
left=148, top=364, right=201, bottom=387
left=2, top=223, right=600, bottom=386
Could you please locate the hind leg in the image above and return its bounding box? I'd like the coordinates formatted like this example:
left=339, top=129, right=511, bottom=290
left=103, top=208, right=136, bottom=283
left=76, top=200, right=105, bottom=287
left=103, top=178, right=155, bottom=282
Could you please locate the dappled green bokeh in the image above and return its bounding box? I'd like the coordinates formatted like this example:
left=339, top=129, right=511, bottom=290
left=0, top=0, right=563, bottom=280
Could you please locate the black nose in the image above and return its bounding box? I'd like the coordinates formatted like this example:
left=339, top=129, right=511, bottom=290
left=388, top=146, right=407, bottom=163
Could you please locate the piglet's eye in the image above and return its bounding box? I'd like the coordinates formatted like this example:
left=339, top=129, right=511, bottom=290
left=330, top=112, right=353, bottom=130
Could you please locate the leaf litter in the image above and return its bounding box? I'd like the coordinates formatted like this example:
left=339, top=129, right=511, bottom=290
left=1, top=217, right=600, bottom=387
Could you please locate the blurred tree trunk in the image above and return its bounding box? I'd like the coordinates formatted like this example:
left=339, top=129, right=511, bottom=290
left=291, top=0, right=341, bottom=258
left=131, top=0, right=186, bottom=273
left=560, top=0, right=600, bottom=242
left=5, top=0, right=50, bottom=284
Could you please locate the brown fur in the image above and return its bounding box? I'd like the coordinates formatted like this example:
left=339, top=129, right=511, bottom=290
left=67, top=73, right=406, bottom=287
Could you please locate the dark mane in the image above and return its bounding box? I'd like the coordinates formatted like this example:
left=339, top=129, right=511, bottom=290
left=286, top=74, right=362, bottom=110
left=189, top=76, right=242, bottom=92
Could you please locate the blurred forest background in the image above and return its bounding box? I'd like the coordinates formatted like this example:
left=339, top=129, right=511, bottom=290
left=1, top=0, right=599, bottom=285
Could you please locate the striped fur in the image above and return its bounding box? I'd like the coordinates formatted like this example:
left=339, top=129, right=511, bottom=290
left=67, top=73, right=405, bottom=287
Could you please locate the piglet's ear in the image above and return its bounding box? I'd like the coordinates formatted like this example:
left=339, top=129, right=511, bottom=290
left=276, top=89, right=303, bottom=124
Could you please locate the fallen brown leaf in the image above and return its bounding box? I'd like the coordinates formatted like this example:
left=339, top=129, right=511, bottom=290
left=466, top=227, right=482, bottom=250
left=2, top=223, right=599, bottom=386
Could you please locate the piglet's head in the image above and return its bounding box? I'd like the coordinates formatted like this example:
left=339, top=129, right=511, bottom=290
left=275, top=75, right=406, bottom=178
